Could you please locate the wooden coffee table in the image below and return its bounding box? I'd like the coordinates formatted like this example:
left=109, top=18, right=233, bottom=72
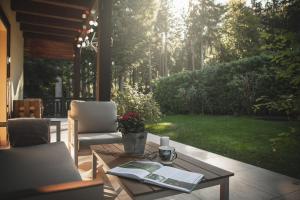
left=91, top=142, right=234, bottom=200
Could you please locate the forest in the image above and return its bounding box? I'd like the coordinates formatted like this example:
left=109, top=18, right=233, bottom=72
left=24, top=0, right=300, bottom=119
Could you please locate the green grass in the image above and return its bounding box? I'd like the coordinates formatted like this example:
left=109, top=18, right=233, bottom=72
left=146, top=115, right=300, bottom=179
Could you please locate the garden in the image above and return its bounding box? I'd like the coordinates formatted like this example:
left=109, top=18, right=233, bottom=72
left=23, top=0, right=299, bottom=179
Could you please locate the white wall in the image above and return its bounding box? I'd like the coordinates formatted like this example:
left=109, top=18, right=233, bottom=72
left=0, top=0, right=24, bottom=101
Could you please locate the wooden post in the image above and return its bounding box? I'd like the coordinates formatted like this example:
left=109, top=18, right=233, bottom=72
left=73, top=46, right=80, bottom=99
left=96, top=0, right=113, bottom=101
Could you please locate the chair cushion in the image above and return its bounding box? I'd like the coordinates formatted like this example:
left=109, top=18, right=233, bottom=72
left=70, top=101, right=118, bottom=133
left=78, top=132, right=122, bottom=146
left=0, top=142, right=81, bottom=195
left=8, top=118, right=50, bottom=147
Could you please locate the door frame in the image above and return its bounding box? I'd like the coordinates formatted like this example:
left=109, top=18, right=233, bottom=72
left=0, top=5, right=10, bottom=78
left=0, top=6, right=10, bottom=146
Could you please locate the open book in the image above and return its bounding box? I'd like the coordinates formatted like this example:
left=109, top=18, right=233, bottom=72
left=108, top=160, right=204, bottom=193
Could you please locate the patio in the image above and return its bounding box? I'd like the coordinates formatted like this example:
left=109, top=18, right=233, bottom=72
left=1, top=0, right=300, bottom=199
left=50, top=118, right=300, bottom=200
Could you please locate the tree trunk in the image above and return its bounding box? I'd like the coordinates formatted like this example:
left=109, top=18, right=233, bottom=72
left=199, top=40, right=204, bottom=70
left=191, top=39, right=195, bottom=71
left=148, top=46, right=152, bottom=91
left=118, top=73, right=124, bottom=92
left=81, top=66, right=86, bottom=98
left=132, top=68, right=137, bottom=86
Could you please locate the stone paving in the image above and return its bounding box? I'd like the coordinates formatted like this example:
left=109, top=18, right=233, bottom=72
left=50, top=118, right=300, bottom=200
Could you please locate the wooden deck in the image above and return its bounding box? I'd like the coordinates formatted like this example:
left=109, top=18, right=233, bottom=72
left=51, top=119, right=300, bottom=200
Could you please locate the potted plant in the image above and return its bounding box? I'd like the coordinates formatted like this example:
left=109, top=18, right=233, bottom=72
left=118, top=112, right=147, bottom=155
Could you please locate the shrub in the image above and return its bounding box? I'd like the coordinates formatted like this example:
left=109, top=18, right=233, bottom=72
left=153, top=55, right=282, bottom=115
left=113, top=84, right=161, bottom=122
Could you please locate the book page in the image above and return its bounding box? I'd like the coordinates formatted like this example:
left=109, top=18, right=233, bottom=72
left=155, top=166, right=202, bottom=183
left=109, top=167, right=150, bottom=179
left=144, top=166, right=203, bottom=192
left=108, top=161, right=163, bottom=179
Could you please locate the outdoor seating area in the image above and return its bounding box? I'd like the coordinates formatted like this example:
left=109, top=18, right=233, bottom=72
left=0, top=118, right=103, bottom=200
left=56, top=119, right=300, bottom=199
left=1, top=0, right=299, bottom=199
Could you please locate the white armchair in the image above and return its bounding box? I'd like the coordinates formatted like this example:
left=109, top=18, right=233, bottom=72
left=68, top=101, right=122, bottom=166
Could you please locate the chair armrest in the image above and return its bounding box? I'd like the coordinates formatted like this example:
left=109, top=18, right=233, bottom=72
left=68, top=113, right=79, bottom=166
left=68, top=117, right=79, bottom=143
left=68, top=110, right=78, bottom=120
left=0, top=122, right=7, bottom=127
left=2, top=180, right=104, bottom=200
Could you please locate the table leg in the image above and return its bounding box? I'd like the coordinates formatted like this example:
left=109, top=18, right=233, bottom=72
left=56, top=121, right=61, bottom=142
left=220, top=178, right=229, bottom=200
left=92, top=152, right=97, bottom=179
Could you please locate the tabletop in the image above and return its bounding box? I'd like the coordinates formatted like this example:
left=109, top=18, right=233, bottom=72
left=91, top=142, right=234, bottom=200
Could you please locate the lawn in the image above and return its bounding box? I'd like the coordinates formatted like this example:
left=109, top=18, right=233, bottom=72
left=146, top=115, right=300, bottom=179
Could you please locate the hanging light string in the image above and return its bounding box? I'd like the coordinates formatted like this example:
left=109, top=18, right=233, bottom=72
left=76, top=9, right=98, bottom=51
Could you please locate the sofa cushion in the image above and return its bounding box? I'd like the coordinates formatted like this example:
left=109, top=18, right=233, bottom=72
left=78, top=132, right=122, bottom=147
left=70, top=101, right=118, bottom=133
left=0, top=142, right=81, bottom=195
left=8, top=118, right=50, bottom=147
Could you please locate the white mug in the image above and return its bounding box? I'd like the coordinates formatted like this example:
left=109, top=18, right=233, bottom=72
left=160, top=136, right=169, bottom=146
left=159, top=146, right=177, bottom=163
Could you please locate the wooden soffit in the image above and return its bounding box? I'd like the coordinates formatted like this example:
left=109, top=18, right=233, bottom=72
left=11, top=0, right=95, bottom=60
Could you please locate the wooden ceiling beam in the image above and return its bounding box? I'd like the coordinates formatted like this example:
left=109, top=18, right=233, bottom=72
left=21, top=24, right=79, bottom=37
left=32, top=0, right=93, bottom=10
left=11, top=0, right=85, bottom=22
left=16, top=13, right=82, bottom=31
left=24, top=32, right=76, bottom=43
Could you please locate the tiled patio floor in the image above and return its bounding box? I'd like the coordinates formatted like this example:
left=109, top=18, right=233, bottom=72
left=50, top=118, right=300, bottom=200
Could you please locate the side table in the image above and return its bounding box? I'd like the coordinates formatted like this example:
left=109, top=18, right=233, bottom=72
left=49, top=120, right=61, bottom=142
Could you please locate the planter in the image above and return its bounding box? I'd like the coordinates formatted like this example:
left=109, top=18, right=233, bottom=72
left=122, top=132, right=148, bottom=155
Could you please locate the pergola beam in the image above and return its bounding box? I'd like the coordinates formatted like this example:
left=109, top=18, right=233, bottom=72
left=21, top=24, right=79, bottom=37
left=11, top=0, right=85, bottom=22
left=32, top=0, right=93, bottom=10
left=24, top=38, right=74, bottom=60
left=96, top=0, right=113, bottom=101
left=16, top=13, right=82, bottom=31
left=24, top=32, right=75, bottom=43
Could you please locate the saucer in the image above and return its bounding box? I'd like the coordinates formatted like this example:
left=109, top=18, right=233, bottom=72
left=160, top=160, right=174, bottom=165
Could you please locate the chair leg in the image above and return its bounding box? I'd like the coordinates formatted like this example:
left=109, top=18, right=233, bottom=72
left=74, top=146, right=78, bottom=167
left=73, top=120, right=79, bottom=167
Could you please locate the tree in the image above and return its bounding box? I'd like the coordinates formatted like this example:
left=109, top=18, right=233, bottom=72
left=219, top=0, right=261, bottom=62
left=24, top=58, right=60, bottom=98
left=112, top=0, right=158, bottom=90
left=253, top=0, right=300, bottom=117
left=185, top=0, right=225, bottom=70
